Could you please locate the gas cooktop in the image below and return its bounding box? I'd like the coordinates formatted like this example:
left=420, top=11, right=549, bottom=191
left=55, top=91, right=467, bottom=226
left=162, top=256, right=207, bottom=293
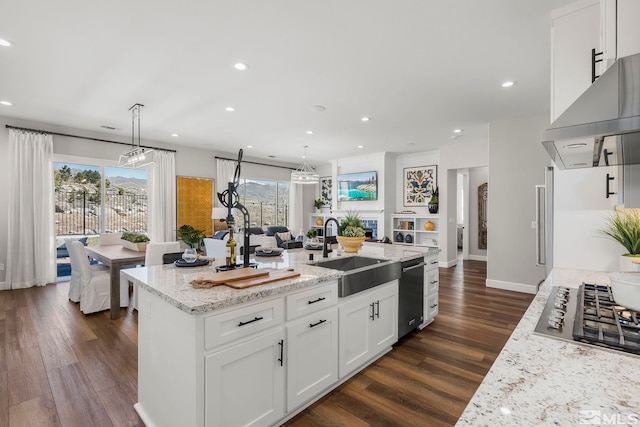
left=534, top=283, right=640, bottom=357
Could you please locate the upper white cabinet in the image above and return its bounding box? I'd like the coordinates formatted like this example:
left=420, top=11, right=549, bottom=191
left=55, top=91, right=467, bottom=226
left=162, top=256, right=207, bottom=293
left=617, top=0, right=640, bottom=57
left=550, top=0, right=610, bottom=121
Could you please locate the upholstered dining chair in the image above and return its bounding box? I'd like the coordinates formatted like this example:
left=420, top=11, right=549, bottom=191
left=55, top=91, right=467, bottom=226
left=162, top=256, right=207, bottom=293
left=204, top=238, right=227, bottom=259
left=66, top=240, right=129, bottom=314
left=129, top=241, right=181, bottom=310
left=99, top=232, right=122, bottom=245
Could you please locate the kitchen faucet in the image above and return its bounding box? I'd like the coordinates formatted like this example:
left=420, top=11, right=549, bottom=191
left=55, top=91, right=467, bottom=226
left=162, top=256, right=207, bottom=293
left=322, top=217, right=340, bottom=258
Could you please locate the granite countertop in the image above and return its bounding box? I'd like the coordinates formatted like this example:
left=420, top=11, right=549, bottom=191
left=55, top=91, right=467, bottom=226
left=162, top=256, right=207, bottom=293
left=456, top=268, right=640, bottom=426
left=122, top=242, right=438, bottom=315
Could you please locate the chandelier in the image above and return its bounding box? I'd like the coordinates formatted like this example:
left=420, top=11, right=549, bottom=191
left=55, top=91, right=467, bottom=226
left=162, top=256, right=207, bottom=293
left=291, top=145, right=319, bottom=184
left=118, top=103, right=154, bottom=168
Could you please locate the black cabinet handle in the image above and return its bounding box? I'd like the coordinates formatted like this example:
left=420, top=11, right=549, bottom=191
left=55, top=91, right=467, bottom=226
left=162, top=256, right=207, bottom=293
left=238, top=316, right=263, bottom=327
left=309, top=319, right=327, bottom=328
left=277, top=339, right=284, bottom=366
left=370, top=303, right=375, bottom=320
left=375, top=300, right=380, bottom=318
left=430, top=303, right=438, bottom=309
left=606, top=173, right=615, bottom=199
left=592, top=48, right=603, bottom=83
left=308, top=297, right=326, bottom=305
left=430, top=280, right=438, bottom=285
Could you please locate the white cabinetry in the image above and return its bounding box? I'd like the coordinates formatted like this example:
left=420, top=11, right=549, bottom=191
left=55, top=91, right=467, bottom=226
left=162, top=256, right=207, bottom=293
left=338, top=281, right=398, bottom=378
left=205, top=328, right=285, bottom=427
left=422, top=254, right=439, bottom=327
left=390, top=214, right=439, bottom=247
left=617, top=0, right=640, bottom=57
left=286, top=307, right=338, bottom=411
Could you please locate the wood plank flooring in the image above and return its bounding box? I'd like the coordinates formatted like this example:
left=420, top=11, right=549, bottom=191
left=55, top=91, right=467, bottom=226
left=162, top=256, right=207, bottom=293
left=0, top=260, right=533, bottom=427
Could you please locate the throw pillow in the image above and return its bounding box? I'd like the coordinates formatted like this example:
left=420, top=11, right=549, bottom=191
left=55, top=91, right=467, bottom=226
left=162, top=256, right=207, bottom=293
left=276, top=231, right=292, bottom=242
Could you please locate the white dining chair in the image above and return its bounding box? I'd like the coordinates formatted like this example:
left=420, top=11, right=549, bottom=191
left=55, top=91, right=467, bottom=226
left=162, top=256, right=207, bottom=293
left=67, top=240, right=129, bottom=314
left=129, top=241, right=181, bottom=310
left=99, top=232, right=122, bottom=245
left=204, top=238, right=227, bottom=259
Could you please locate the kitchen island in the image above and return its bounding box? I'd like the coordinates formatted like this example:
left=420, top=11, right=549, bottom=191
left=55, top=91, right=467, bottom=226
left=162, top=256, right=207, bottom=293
left=123, top=243, right=438, bottom=427
left=456, top=268, right=640, bottom=426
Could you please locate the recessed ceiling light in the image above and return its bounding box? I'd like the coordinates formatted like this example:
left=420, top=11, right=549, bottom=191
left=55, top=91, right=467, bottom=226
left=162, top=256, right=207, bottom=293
left=501, top=81, right=516, bottom=88
left=171, top=133, right=179, bottom=137
left=0, top=100, right=13, bottom=106
left=0, top=39, right=13, bottom=47
left=225, top=107, right=235, bottom=112
left=247, top=145, right=253, bottom=148
left=309, top=105, right=326, bottom=112
left=361, top=117, right=370, bottom=122
left=234, top=63, right=248, bottom=71
left=357, top=145, right=364, bottom=149
left=453, top=129, right=463, bottom=133
left=305, top=130, right=313, bottom=135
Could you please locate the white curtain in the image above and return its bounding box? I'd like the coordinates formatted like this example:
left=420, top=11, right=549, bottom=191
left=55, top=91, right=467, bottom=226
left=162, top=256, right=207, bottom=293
left=148, top=151, right=176, bottom=242
left=216, top=158, right=237, bottom=204
left=288, top=182, right=304, bottom=235
left=3, top=129, right=55, bottom=290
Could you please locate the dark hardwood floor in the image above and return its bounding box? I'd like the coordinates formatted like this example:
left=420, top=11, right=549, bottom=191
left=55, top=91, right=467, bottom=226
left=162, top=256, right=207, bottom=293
left=0, top=260, right=533, bottom=427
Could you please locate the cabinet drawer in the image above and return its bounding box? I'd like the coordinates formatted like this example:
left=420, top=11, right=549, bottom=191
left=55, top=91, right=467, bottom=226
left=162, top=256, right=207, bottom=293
left=426, top=293, right=439, bottom=319
left=204, top=298, right=284, bottom=349
left=425, top=256, right=439, bottom=271
left=426, top=269, right=439, bottom=295
left=286, top=281, right=338, bottom=320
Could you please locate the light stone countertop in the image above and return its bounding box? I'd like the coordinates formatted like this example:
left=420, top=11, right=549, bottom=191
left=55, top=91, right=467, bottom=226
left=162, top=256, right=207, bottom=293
left=122, top=242, right=438, bottom=315
left=456, top=268, right=640, bottom=426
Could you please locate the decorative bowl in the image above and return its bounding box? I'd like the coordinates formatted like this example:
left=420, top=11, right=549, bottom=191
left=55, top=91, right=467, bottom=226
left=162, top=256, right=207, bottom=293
left=608, top=272, right=640, bottom=311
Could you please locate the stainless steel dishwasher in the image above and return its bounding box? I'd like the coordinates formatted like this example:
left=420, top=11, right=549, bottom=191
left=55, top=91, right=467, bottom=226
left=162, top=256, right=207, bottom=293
left=398, top=257, right=425, bottom=338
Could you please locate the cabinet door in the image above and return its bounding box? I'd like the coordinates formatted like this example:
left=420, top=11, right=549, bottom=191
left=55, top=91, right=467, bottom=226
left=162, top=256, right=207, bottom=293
left=370, top=283, right=398, bottom=355
left=427, top=269, right=439, bottom=295
left=551, top=0, right=600, bottom=121
left=338, top=293, right=373, bottom=378
left=286, top=307, right=338, bottom=411
left=205, top=328, right=285, bottom=427
left=617, top=0, right=640, bottom=57
left=426, top=293, right=439, bottom=320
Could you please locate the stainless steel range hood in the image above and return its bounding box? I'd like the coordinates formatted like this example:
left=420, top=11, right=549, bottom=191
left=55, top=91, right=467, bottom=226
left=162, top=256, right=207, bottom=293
left=542, top=53, right=640, bottom=169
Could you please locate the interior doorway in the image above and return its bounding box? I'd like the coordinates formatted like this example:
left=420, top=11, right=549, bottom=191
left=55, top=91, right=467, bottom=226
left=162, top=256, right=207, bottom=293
left=456, top=167, right=488, bottom=262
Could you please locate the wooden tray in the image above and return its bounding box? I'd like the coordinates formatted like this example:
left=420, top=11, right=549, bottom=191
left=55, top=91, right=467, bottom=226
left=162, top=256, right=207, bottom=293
left=225, top=268, right=301, bottom=289
left=197, top=268, right=269, bottom=284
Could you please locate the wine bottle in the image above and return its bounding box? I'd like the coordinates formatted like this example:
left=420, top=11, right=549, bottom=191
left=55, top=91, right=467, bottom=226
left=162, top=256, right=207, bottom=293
left=226, top=229, right=236, bottom=266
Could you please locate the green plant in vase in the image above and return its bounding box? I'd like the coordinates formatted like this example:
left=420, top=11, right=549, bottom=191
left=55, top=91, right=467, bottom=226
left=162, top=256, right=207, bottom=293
left=428, top=186, right=439, bottom=214
left=178, top=224, right=205, bottom=251
left=338, top=211, right=366, bottom=252
left=313, top=198, right=324, bottom=212
left=601, top=209, right=640, bottom=270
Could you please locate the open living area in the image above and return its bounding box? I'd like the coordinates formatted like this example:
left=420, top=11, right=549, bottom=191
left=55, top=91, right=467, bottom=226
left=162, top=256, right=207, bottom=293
left=2, top=1, right=640, bottom=426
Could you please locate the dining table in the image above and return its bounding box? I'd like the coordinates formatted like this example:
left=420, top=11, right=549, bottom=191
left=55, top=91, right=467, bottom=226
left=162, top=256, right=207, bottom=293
left=85, top=244, right=147, bottom=319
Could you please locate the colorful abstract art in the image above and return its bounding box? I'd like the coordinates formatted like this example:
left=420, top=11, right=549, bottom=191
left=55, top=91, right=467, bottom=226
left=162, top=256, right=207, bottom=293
left=403, top=165, right=437, bottom=206
left=320, top=177, right=332, bottom=207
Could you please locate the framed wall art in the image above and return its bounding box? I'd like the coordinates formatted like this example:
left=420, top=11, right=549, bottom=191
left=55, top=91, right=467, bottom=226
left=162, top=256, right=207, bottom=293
left=320, top=176, right=332, bottom=206
left=176, top=176, right=214, bottom=238
left=403, top=165, right=437, bottom=207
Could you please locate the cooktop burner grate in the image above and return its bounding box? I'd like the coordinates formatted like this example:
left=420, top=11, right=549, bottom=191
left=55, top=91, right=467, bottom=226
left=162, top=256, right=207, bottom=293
left=573, top=283, right=640, bottom=353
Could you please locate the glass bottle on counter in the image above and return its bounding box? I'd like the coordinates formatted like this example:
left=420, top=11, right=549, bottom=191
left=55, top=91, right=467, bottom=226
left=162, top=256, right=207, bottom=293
left=226, top=228, right=236, bottom=266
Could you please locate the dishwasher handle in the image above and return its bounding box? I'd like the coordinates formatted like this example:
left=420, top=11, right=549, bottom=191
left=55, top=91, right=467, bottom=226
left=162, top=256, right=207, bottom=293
left=402, top=262, right=425, bottom=273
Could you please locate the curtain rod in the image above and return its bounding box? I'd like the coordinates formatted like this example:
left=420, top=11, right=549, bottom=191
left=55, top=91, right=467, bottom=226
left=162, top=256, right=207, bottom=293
left=5, top=124, right=177, bottom=153
left=215, top=155, right=296, bottom=170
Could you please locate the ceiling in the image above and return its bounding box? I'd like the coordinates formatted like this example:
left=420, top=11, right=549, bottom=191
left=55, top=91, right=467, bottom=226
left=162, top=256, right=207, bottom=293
left=0, top=0, right=574, bottom=167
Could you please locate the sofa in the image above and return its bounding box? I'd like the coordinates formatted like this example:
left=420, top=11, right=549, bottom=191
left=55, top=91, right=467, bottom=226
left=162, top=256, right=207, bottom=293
left=265, top=226, right=303, bottom=250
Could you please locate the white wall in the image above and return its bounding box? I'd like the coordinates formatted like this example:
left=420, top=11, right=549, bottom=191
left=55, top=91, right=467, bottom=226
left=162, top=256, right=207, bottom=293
left=487, top=115, right=550, bottom=293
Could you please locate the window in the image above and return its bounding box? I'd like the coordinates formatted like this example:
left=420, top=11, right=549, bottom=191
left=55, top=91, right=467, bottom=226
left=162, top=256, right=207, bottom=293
left=54, top=161, right=148, bottom=236
left=236, top=178, right=289, bottom=227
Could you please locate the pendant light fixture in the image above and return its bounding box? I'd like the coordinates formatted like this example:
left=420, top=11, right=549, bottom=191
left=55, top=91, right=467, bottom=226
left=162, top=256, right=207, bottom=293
left=118, top=103, right=154, bottom=168
left=291, top=145, right=319, bottom=184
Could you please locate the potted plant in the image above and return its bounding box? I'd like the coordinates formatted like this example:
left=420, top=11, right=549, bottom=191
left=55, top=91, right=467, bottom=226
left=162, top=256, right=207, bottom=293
left=428, top=186, right=439, bottom=214
left=120, top=232, right=150, bottom=252
left=178, top=224, right=205, bottom=252
left=337, top=211, right=366, bottom=253
left=601, top=209, right=640, bottom=271
left=313, top=198, right=324, bottom=212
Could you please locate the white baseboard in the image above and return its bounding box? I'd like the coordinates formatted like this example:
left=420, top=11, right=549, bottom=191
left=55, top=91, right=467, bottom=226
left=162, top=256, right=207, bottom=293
left=467, top=254, right=487, bottom=262
left=486, top=278, right=537, bottom=294
left=440, top=259, right=457, bottom=268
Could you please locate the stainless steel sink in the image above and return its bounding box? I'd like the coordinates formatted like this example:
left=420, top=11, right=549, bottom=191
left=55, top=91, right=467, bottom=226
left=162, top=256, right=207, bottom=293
left=314, top=256, right=401, bottom=297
